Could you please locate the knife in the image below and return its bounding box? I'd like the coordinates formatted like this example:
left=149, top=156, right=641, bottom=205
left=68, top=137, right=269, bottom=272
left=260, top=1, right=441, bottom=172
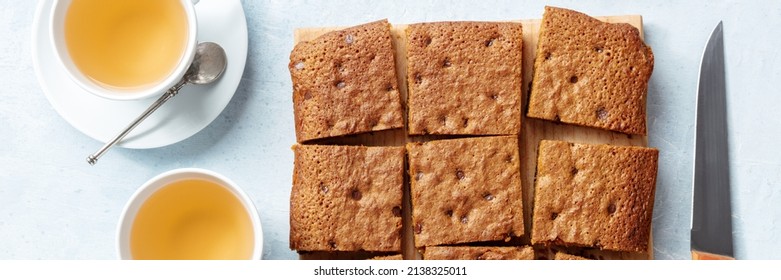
left=690, top=21, right=734, bottom=260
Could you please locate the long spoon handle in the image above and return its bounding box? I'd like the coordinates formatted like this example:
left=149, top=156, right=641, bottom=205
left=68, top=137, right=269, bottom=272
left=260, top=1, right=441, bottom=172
left=86, top=80, right=186, bottom=165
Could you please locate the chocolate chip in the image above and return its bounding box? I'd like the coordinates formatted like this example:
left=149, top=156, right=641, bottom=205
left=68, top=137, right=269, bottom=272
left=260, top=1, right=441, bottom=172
left=351, top=189, right=362, bottom=200
left=594, top=46, right=603, bottom=53
left=596, top=107, right=608, bottom=120
left=445, top=209, right=453, bottom=217
left=442, top=58, right=451, bottom=67
left=551, top=212, right=559, bottom=220
left=456, top=170, right=465, bottom=180
left=345, top=34, right=354, bottom=44
left=335, top=80, right=346, bottom=89
left=414, top=171, right=423, bottom=181
left=460, top=215, right=468, bottom=224
left=414, top=223, right=422, bottom=234
left=569, top=75, right=578, bottom=83
left=571, top=167, right=578, bottom=175
left=319, top=183, right=328, bottom=194
left=462, top=118, right=469, bottom=128
left=483, top=193, right=494, bottom=201
left=303, top=91, right=312, bottom=101
left=386, top=84, right=394, bottom=92
left=485, top=38, right=494, bottom=47
left=328, top=240, right=337, bottom=249
left=392, top=206, right=402, bottom=217
left=414, top=73, right=422, bottom=84
left=607, top=203, right=616, bottom=214
left=423, top=37, right=432, bottom=46
left=294, top=61, right=305, bottom=70
left=544, top=52, right=552, bottom=60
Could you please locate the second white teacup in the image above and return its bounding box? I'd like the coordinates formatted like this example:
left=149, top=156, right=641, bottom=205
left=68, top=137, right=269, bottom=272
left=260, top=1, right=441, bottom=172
left=117, top=168, right=263, bottom=260
left=50, top=0, right=199, bottom=101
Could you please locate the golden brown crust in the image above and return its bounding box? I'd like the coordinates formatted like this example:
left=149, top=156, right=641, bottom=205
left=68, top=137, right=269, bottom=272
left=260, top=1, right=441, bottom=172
left=406, top=21, right=523, bottom=135
left=531, top=140, right=658, bottom=252
left=527, top=6, right=654, bottom=135
left=290, top=20, right=404, bottom=142
left=407, top=136, right=524, bottom=247
left=290, top=145, right=404, bottom=252
left=423, top=246, right=535, bottom=260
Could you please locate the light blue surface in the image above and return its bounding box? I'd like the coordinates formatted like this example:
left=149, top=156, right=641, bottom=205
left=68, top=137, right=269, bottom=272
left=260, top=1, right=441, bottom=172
left=1, top=0, right=779, bottom=259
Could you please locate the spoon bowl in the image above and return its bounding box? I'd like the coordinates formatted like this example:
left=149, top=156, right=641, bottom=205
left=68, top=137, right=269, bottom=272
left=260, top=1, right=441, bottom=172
left=187, top=42, right=228, bottom=85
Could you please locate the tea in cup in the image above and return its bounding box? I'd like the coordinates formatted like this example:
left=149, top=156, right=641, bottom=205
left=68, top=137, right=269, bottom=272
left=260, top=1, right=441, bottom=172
left=117, top=168, right=263, bottom=259
left=50, top=0, right=199, bottom=100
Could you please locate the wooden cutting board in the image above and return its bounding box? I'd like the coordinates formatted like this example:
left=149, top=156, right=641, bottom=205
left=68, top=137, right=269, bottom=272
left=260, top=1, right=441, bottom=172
left=294, top=15, right=652, bottom=260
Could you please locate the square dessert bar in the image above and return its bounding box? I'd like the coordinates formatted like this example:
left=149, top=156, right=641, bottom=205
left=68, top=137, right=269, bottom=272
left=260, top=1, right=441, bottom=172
left=531, top=140, right=658, bottom=252
left=289, top=19, right=404, bottom=142
left=406, top=21, right=523, bottom=135
left=527, top=6, right=654, bottom=135
left=290, top=145, right=404, bottom=252
left=423, top=246, right=535, bottom=260
left=407, top=136, right=524, bottom=247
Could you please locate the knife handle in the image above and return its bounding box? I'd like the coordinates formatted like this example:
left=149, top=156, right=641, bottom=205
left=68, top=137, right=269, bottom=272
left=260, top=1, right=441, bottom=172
left=691, top=250, right=735, bottom=260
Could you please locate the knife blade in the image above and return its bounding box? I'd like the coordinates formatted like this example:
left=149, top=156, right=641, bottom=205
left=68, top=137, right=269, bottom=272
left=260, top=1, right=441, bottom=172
left=690, top=21, right=734, bottom=260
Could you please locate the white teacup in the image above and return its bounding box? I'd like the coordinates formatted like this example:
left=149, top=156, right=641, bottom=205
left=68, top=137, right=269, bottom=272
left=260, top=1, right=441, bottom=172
left=50, top=0, right=199, bottom=101
left=117, top=168, right=263, bottom=260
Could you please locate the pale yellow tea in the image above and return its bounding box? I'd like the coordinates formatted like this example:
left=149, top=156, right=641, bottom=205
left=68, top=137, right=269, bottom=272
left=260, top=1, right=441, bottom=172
left=130, top=178, right=255, bottom=260
left=65, top=0, right=189, bottom=89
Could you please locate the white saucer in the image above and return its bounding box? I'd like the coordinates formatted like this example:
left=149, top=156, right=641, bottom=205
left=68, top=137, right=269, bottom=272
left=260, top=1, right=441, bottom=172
left=32, top=0, right=248, bottom=149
